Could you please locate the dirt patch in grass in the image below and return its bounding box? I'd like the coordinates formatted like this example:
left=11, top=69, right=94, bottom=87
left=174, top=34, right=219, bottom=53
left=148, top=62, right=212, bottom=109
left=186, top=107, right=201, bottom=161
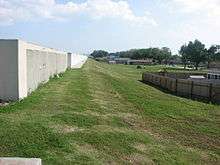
left=76, top=143, right=98, bottom=154
left=75, top=143, right=116, bottom=164
left=133, top=143, right=148, bottom=152
left=51, top=124, right=84, bottom=134
left=93, top=125, right=133, bottom=134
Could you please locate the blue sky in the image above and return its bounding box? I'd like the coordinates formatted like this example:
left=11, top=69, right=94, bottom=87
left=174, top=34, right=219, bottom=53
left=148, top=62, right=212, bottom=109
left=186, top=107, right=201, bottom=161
left=0, top=0, right=220, bottom=54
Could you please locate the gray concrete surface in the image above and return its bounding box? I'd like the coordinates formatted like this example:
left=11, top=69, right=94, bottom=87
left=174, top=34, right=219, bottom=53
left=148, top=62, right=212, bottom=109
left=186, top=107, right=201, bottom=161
left=0, top=158, right=41, bottom=165
left=67, top=52, right=72, bottom=68
left=0, top=40, right=19, bottom=101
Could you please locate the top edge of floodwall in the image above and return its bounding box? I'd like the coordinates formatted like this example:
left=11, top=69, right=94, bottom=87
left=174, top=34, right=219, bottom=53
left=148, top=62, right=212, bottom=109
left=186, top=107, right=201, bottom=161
left=0, top=39, right=68, bottom=55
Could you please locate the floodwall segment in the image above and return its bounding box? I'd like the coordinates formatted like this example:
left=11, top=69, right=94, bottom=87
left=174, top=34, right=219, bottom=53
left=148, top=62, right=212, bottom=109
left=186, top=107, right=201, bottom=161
left=70, top=54, right=88, bottom=68
left=0, top=39, right=68, bottom=101
left=21, top=40, right=68, bottom=99
left=0, top=39, right=87, bottom=101
left=26, top=50, right=67, bottom=94
left=67, top=53, right=72, bottom=68
left=0, top=40, right=19, bottom=101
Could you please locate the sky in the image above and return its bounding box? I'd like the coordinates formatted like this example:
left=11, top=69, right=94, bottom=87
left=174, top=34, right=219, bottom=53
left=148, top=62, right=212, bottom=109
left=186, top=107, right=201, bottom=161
left=0, top=0, right=220, bottom=54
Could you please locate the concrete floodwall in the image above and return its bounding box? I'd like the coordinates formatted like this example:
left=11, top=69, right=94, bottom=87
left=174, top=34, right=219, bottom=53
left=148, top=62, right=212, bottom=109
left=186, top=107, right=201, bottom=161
left=142, top=72, right=220, bottom=104
left=0, top=40, right=19, bottom=101
left=0, top=158, right=41, bottom=165
left=0, top=39, right=88, bottom=101
left=26, top=50, right=67, bottom=93
left=70, top=54, right=88, bottom=68
left=67, top=53, right=72, bottom=68
left=0, top=39, right=68, bottom=101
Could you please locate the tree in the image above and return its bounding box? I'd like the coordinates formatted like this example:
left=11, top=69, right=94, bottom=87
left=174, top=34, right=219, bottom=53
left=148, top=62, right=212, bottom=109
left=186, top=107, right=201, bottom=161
left=215, top=52, right=220, bottom=61
left=214, top=45, right=220, bottom=60
left=207, top=45, right=218, bottom=68
left=179, top=40, right=206, bottom=70
left=169, top=54, right=182, bottom=65
left=151, top=48, right=163, bottom=64
left=108, top=47, right=173, bottom=63
left=179, top=45, right=189, bottom=69
left=90, top=50, right=109, bottom=58
left=161, top=47, right=172, bottom=64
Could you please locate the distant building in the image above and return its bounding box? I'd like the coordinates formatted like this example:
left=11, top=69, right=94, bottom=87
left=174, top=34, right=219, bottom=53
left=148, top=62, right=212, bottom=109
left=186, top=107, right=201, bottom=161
left=108, top=60, right=116, bottom=64
left=114, top=58, right=131, bottom=64
left=127, top=59, right=154, bottom=65
left=108, top=58, right=155, bottom=65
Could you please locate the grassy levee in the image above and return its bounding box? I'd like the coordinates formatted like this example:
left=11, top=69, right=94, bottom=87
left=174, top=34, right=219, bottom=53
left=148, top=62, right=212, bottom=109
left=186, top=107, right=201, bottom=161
left=0, top=59, right=219, bottom=164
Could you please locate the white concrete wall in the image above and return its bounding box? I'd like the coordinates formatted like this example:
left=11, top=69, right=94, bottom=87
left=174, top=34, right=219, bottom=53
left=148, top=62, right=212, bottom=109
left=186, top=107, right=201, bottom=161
left=25, top=42, right=68, bottom=94
left=0, top=39, right=88, bottom=101
left=0, top=39, right=68, bottom=101
left=70, top=54, right=88, bottom=68
left=67, top=53, right=72, bottom=68
left=18, top=40, right=28, bottom=99
left=0, top=158, right=41, bottom=165
left=0, top=40, right=19, bottom=101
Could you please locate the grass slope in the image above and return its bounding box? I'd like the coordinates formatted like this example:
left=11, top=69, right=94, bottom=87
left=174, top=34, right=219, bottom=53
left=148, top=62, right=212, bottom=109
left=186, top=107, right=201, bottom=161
left=0, top=60, right=219, bottom=164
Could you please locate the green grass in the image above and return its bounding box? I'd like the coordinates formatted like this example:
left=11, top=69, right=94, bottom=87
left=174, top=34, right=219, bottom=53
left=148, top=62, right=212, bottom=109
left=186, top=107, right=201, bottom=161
left=0, top=60, right=219, bottom=164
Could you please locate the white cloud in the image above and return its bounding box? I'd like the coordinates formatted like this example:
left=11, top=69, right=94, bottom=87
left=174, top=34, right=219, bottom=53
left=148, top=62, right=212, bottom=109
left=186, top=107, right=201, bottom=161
left=0, top=0, right=157, bottom=26
left=85, top=0, right=157, bottom=26
left=172, top=0, right=220, bottom=17
left=166, top=0, right=220, bottom=32
left=156, top=0, right=220, bottom=53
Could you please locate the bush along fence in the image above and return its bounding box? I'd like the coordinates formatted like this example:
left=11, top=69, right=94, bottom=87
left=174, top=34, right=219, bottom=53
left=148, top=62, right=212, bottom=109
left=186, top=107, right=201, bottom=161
left=142, top=72, right=220, bottom=104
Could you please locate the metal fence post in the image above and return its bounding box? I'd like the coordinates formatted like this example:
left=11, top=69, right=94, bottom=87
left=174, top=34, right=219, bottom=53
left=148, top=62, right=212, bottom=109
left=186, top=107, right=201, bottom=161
left=191, top=81, right=194, bottom=98
left=209, top=83, right=213, bottom=102
left=165, top=78, right=167, bottom=89
left=175, top=79, right=178, bottom=94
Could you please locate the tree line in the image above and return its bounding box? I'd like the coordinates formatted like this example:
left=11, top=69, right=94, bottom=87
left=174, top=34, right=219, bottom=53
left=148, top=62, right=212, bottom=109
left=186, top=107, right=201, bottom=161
left=91, top=47, right=172, bottom=64
left=180, top=40, right=220, bottom=70
left=90, top=39, right=220, bottom=70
